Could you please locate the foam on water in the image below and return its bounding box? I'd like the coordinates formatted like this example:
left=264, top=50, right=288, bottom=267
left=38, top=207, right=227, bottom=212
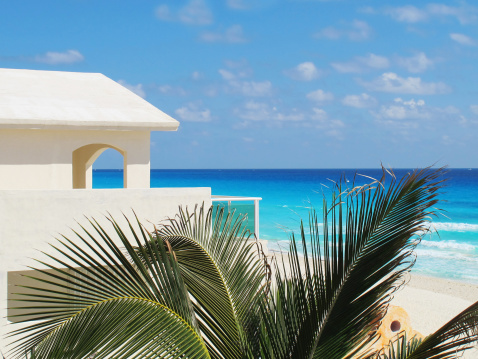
left=420, top=239, right=476, bottom=251
left=432, top=222, right=478, bottom=232
left=415, top=249, right=478, bottom=262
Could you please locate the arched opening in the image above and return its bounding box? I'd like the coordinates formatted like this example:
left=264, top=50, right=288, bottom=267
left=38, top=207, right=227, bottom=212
left=72, top=144, right=126, bottom=189
left=92, top=148, right=124, bottom=188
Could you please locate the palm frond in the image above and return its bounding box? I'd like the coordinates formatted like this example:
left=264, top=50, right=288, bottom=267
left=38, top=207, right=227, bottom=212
left=149, top=205, right=269, bottom=359
left=7, top=214, right=209, bottom=359
left=375, top=332, right=423, bottom=359
left=258, top=166, right=446, bottom=359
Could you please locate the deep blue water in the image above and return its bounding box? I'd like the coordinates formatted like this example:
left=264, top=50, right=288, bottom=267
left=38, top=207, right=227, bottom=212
left=94, top=168, right=478, bottom=283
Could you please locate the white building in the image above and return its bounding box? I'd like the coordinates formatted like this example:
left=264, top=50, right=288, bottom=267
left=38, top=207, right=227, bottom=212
left=0, top=68, right=212, bottom=351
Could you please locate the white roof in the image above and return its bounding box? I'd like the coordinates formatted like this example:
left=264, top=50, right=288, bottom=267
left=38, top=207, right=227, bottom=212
left=0, top=68, right=179, bottom=131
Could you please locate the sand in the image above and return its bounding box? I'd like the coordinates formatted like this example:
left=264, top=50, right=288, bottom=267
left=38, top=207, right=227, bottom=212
left=392, top=274, right=478, bottom=358
left=269, top=251, right=478, bottom=358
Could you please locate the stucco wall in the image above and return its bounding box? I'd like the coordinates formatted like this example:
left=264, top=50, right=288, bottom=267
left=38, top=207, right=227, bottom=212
left=0, top=187, right=211, bottom=351
left=0, top=129, right=151, bottom=190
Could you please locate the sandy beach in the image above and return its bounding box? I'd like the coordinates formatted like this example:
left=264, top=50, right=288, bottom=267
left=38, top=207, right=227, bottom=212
left=393, top=274, right=478, bottom=358
left=270, top=251, right=478, bottom=358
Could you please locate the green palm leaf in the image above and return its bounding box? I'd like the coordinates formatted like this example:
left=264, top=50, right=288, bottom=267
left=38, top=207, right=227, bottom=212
left=258, top=167, right=446, bottom=359
left=149, top=205, right=269, bottom=359
left=7, top=214, right=209, bottom=359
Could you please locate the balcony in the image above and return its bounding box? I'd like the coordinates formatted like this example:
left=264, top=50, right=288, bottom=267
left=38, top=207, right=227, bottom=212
left=212, top=195, right=262, bottom=239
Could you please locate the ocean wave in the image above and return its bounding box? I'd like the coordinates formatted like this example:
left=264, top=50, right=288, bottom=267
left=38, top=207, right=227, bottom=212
left=415, top=249, right=478, bottom=263
left=432, top=222, right=478, bottom=232
left=420, top=239, right=475, bottom=251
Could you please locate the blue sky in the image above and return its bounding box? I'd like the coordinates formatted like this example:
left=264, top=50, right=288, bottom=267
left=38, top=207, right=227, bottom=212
left=2, top=0, right=478, bottom=169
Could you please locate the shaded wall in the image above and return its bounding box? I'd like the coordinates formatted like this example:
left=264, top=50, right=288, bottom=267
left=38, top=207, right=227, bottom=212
left=0, top=187, right=211, bottom=350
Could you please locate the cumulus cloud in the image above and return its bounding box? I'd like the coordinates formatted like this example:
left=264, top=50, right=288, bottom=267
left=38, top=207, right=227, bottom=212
left=236, top=101, right=304, bottom=122
left=314, top=20, right=372, bottom=41
left=372, top=98, right=465, bottom=135
left=34, top=49, right=84, bottom=65
left=310, top=108, right=345, bottom=137
left=175, top=102, right=212, bottom=122
left=397, top=52, right=434, bottom=73
left=156, top=0, right=213, bottom=25
left=332, top=53, right=389, bottom=73
left=191, top=71, right=203, bottom=80
left=200, top=25, right=247, bottom=43
left=384, top=5, right=428, bottom=23
left=230, top=80, right=272, bottom=96
left=157, top=85, right=187, bottom=96
left=218, top=69, right=237, bottom=81
left=427, top=3, right=478, bottom=25
left=227, top=0, right=250, bottom=9
left=377, top=98, right=427, bottom=120
left=311, top=108, right=328, bottom=120
left=284, top=62, right=321, bottom=81
left=471, top=105, right=478, bottom=115
left=450, top=33, right=476, bottom=46
left=342, top=93, right=377, bottom=108
left=383, top=4, right=478, bottom=24
left=117, top=80, right=146, bottom=98
left=235, top=101, right=344, bottom=137
left=219, top=63, right=271, bottom=96
left=306, top=89, right=334, bottom=103
left=361, top=72, right=450, bottom=95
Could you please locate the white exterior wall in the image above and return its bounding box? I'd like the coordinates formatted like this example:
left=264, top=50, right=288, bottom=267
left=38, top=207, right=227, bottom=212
left=0, top=129, right=151, bottom=190
left=0, top=187, right=211, bottom=350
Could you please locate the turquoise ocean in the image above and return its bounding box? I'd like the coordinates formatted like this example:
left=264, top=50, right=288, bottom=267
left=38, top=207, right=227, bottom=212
left=94, top=168, right=478, bottom=284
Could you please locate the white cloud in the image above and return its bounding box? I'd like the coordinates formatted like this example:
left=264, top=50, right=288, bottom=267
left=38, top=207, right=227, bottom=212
left=377, top=98, right=427, bottom=120
left=227, top=0, right=248, bottom=9
left=397, top=52, right=434, bottom=73
left=311, top=108, right=328, bottom=120
left=230, top=80, right=272, bottom=96
left=332, top=53, right=389, bottom=73
left=362, top=54, right=390, bottom=69
left=235, top=101, right=344, bottom=137
left=470, top=105, right=478, bottom=115
left=342, top=93, right=377, bottom=108
left=310, top=108, right=345, bottom=137
left=156, top=5, right=173, bottom=21
left=361, top=72, right=450, bottom=95
left=117, top=80, right=146, bottom=98
left=157, top=85, right=187, bottom=96
left=191, top=71, right=203, bottom=80
left=156, top=0, right=213, bottom=25
left=427, top=3, right=478, bottom=25
left=219, top=64, right=271, bottom=96
left=373, top=98, right=466, bottom=134
left=450, top=33, right=475, bottom=46
left=218, top=69, right=237, bottom=81
left=315, top=20, right=372, bottom=41
left=284, top=62, right=321, bottom=81
left=384, top=5, right=428, bottom=23
left=200, top=25, right=247, bottom=43
left=237, top=101, right=304, bottom=122
left=383, top=4, right=478, bottom=25
left=306, top=89, right=334, bottom=102
left=175, top=102, right=212, bottom=122
left=34, top=49, right=84, bottom=65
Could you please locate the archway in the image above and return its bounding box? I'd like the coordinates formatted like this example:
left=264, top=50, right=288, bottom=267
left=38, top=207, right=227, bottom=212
left=92, top=148, right=124, bottom=188
left=72, top=144, right=126, bottom=189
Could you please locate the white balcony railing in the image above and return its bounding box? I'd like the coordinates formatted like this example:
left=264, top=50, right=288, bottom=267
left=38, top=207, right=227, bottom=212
left=211, top=195, right=262, bottom=239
